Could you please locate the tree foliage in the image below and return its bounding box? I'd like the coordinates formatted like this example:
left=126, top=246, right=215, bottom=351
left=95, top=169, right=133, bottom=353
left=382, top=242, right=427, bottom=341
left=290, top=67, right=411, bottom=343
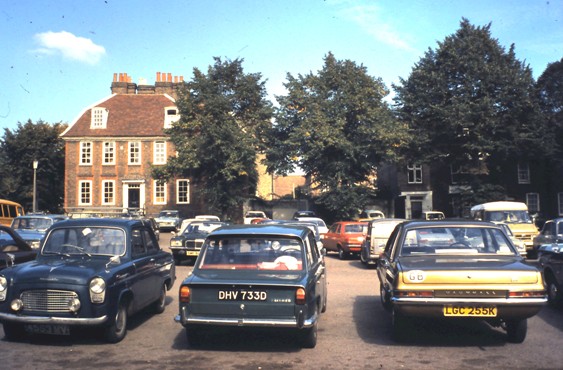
left=266, top=52, right=408, bottom=219
left=0, top=120, right=67, bottom=213
left=152, top=58, right=273, bottom=220
left=394, top=18, right=547, bottom=178
left=536, top=57, right=563, bottom=159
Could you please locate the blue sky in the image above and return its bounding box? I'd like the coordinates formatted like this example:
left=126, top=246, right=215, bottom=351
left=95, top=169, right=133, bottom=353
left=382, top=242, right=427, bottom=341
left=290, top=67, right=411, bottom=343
left=1, top=0, right=562, bottom=131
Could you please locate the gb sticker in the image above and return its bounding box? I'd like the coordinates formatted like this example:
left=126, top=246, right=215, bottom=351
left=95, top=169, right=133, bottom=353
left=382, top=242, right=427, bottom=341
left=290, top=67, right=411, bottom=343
left=406, top=270, right=426, bottom=283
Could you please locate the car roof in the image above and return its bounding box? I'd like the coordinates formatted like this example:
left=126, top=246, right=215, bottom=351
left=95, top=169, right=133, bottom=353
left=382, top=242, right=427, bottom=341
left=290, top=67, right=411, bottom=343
left=14, top=214, right=66, bottom=219
left=401, top=220, right=498, bottom=228
left=208, top=224, right=311, bottom=238
left=50, top=218, right=144, bottom=229
left=367, top=218, right=405, bottom=225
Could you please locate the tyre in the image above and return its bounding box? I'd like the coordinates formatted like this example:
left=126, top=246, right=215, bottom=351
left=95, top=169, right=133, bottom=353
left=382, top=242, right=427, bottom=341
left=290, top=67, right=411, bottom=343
left=391, top=309, right=409, bottom=342
left=546, top=276, right=563, bottom=308
left=360, top=249, right=368, bottom=265
left=337, top=247, right=348, bottom=260
left=380, top=283, right=392, bottom=311
left=105, top=302, right=128, bottom=343
left=506, top=319, right=527, bottom=343
left=3, top=322, right=26, bottom=341
left=185, top=325, right=205, bottom=347
left=152, top=283, right=167, bottom=314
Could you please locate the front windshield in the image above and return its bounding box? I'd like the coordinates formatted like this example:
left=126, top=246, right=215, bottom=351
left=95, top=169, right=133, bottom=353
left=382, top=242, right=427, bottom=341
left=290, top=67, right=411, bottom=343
left=400, top=226, right=516, bottom=256
left=159, top=211, right=178, bottom=217
left=484, top=211, right=531, bottom=223
left=42, top=227, right=126, bottom=256
left=13, top=217, right=52, bottom=231
left=183, top=222, right=222, bottom=235
left=198, top=236, right=304, bottom=271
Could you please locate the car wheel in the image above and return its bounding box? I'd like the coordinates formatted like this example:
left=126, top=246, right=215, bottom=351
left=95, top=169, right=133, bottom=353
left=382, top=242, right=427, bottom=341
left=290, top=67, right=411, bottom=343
left=321, top=293, right=328, bottom=313
left=391, top=309, right=409, bottom=342
left=546, top=275, right=563, bottom=308
left=3, top=322, right=26, bottom=341
left=185, top=325, right=205, bottom=347
left=380, top=283, right=392, bottom=311
left=337, top=247, right=348, bottom=260
left=105, top=302, right=128, bottom=343
left=153, top=283, right=167, bottom=314
left=360, top=249, right=367, bottom=265
left=505, top=319, right=527, bottom=343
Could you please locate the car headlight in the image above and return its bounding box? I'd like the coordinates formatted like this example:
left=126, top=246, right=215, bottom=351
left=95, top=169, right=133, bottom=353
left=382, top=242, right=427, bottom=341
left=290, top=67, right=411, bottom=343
left=0, top=275, right=7, bottom=301
left=89, top=277, right=106, bottom=303
left=171, top=240, right=183, bottom=247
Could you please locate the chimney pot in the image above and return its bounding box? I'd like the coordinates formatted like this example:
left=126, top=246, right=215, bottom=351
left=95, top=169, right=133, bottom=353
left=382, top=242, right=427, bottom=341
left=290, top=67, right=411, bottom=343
left=168, top=73, right=172, bottom=82
left=156, top=72, right=161, bottom=82
left=113, top=73, right=117, bottom=82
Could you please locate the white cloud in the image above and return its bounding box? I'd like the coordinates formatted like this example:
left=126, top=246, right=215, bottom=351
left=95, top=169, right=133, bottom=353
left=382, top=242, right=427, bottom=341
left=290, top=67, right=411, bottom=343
left=340, top=4, right=417, bottom=53
left=33, top=31, right=106, bottom=64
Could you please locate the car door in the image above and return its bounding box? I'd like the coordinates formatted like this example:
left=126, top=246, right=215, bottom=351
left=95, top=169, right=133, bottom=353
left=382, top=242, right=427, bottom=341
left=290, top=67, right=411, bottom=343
left=538, top=221, right=555, bottom=245
left=323, top=223, right=340, bottom=252
left=377, top=225, right=402, bottom=292
left=305, top=231, right=327, bottom=313
left=130, top=227, right=155, bottom=310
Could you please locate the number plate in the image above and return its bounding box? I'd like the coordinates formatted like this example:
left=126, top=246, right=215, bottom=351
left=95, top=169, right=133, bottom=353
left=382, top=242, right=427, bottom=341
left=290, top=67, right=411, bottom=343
left=24, top=324, right=70, bottom=335
left=218, top=290, right=267, bottom=301
left=443, top=306, right=497, bottom=317
left=186, top=251, right=199, bottom=256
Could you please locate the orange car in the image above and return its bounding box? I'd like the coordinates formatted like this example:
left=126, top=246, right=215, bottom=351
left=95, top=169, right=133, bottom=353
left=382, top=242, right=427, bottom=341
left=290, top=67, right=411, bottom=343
left=322, top=221, right=368, bottom=259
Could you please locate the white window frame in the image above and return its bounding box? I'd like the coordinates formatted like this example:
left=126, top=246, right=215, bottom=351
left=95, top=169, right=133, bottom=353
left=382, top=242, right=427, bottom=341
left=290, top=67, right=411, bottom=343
left=101, top=180, right=115, bottom=205
left=153, top=141, right=167, bottom=165
left=517, top=162, right=530, bottom=184
left=91, top=107, right=109, bottom=129
left=129, top=141, right=141, bottom=165
left=153, top=180, right=167, bottom=205
left=78, top=180, right=92, bottom=205
left=558, top=193, right=563, bottom=216
left=526, top=193, right=540, bottom=213
left=80, top=141, right=92, bottom=165
left=176, top=179, right=190, bottom=204
left=164, top=107, right=180, bottom=129
left=102, top=141, right=115, bottom=165
left=407, top=164, right=422, bottom=184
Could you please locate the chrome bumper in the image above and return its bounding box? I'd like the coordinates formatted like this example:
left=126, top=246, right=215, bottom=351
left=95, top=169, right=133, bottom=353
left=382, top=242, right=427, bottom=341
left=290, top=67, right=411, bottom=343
left=174, top=306, right=317, bottom=328
left=0, top=312, right=108, bottom=325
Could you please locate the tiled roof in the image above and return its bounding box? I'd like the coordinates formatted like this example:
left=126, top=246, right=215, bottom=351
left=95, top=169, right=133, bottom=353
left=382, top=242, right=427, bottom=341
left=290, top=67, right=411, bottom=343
left=62, top=94, right=176, bottom=137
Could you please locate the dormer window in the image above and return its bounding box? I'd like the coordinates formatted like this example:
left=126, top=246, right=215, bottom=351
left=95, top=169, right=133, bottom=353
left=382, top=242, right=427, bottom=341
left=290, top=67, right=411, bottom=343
left=91, top=107, right=109, bottom=129
left=164, top=107, right=179, bottom=129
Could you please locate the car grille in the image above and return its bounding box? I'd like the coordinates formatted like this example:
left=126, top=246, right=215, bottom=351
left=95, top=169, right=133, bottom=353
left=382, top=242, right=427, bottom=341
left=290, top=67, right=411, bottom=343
left=185, top=240, right=203, bottom=250
left=434, top=290, right=508, bottom=298
left=21, top=290, right=78, bottom=312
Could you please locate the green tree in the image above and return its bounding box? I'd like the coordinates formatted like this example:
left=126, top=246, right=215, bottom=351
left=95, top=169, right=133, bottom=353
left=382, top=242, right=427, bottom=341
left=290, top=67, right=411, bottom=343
left=0, top=120, right=67, bottom=213
left=536, top=58, right=563, bottom=159
left=394, top=19, right=546, bottom=200
left=266, top=52, right=407, bottom=220
left=152, top=58, right=273, bottom=221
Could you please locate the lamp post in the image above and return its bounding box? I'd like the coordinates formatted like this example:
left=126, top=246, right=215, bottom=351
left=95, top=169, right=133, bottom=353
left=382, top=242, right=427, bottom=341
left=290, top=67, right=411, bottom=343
left=32, top=160, right=38, bottom=213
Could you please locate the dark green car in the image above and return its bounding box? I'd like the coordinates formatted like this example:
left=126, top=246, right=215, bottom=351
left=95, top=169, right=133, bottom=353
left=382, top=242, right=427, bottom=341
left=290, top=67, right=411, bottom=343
left=175, top=224, right=327, bottom=348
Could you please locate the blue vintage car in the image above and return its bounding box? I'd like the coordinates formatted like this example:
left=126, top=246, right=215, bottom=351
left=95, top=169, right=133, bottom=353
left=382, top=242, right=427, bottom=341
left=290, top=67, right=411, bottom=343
left=11, top=214, right=68, bottom=249
left=175, top=224, right=327, bottom=348
left=0, top=218, right=175, bottom=342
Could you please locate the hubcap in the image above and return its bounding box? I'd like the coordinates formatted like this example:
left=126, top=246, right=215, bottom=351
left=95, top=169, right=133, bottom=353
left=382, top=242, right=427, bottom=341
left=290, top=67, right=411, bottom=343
left=549, top=282, right=558, bottom=300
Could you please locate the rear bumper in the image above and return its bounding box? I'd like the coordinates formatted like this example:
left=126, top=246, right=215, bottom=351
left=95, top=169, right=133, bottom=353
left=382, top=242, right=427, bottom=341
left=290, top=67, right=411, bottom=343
left=175, top=305, right=317, bottom=329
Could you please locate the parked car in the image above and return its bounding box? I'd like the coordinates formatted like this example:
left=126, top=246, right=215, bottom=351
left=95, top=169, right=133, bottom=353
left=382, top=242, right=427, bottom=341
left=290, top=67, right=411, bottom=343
left=146, top=217, right=160, bottom=240
left=323, top=221, right=368, bottom=259
left=10, top=214, right=68, bottom=249
left=0, top=218, right=176, bottom=342
left=243, top=211, right=267, bottom=224
left=358, top=209, right=385, bottom=221
left=258, top=219, right=325, bottom=257
left=538, top=242, right=563, bottom=307
left=293, top=210, right=316, bottom=219
left=497, top=222, right=527, bottom=257
left=294, top=217, right=328, bottom=235
left=377, top=220, right=546, bottom=343
left=170, top=221, right=226, bottom=264
left=178, top=215, right=221, bottom=234
left=154, top=210, right=181, bottom=232
left=175, top=224, right=327, bottom=348
left=0, top=225, right=36, bottom=270
left=420, top=211, right=445, bottom=220
left=360, top=218, right=405, bottom=267
left=533, top=218, right=563, bottom=253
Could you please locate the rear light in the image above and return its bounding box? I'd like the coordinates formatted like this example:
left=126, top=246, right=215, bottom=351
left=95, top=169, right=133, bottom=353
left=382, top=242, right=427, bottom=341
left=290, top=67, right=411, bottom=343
left=509, top=291, right=545, bottom=298
left=179, top=286, right=191, bottom=303
left=395, top=290, right=434, bottom=298
left=295, top=287, right=306, bottom=305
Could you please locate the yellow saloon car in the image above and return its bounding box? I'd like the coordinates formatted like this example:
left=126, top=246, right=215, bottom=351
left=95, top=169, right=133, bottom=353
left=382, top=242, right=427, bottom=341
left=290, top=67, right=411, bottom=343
left=377, top=220, right=546, bottom=343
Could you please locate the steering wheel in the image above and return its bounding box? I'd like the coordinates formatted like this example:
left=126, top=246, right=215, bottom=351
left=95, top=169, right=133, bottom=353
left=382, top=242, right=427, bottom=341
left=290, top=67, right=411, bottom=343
left=448, top=242, right=472, bottom=248
left=61, top=243, right=86, bottom=253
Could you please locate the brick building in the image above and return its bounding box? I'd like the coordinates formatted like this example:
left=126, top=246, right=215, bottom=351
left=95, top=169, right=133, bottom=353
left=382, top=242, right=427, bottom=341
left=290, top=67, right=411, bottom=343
left=60, top=72, right=191, bottom=217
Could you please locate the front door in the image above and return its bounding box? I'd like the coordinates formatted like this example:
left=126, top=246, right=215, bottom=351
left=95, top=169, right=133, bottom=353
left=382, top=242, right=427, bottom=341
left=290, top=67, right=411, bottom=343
left=128, top=187, right=140, bottom=209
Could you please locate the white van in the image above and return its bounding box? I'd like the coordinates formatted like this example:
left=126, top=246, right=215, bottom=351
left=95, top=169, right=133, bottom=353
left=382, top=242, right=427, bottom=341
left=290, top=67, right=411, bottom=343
left=470, top=201, right=538, bottom=254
